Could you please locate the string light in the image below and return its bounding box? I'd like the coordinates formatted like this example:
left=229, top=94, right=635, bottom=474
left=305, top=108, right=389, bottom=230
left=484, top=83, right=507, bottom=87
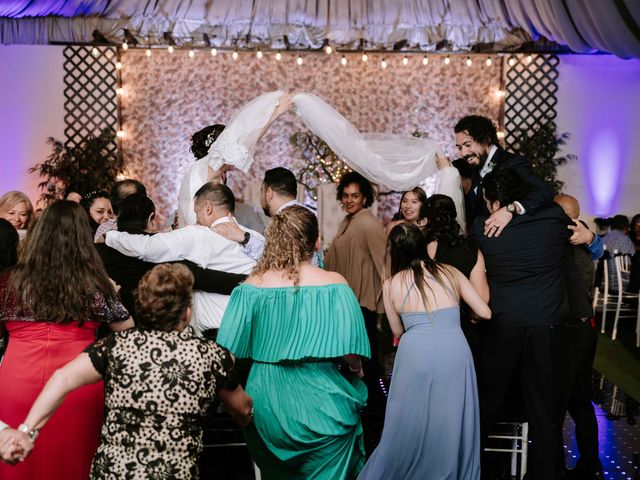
left=361, top=52, right=368, bottom=62
left=485, top=57, right=492, bottom=66
left=116, top=87, right=124, bottom=95
left=494, top=89, right=506, bottom=98
left=188, top=49, right=195, bottom=58
left=496, top=130, right=506, bottom=140
left=296, top=55, right=303, bottom=66
left=210, top=48, right=217, bottom=56
left=508, top=57, right=516, bottom=67
left=115, top=61, right=122, bottom=70
left=422, top=55, right=429, bottom=65
left=256, top=50, right=263, bottom=59
left=232, top=50, right=239, bottom=60
left=122, top=41, right=128, bottom=51
left=116, top=130, right=125, bottom=138
left=145, top=48, right=152, bottom=57
left=168, top=45, right=174, bottom=54
left=402, top=56, right=409, bottom=66
left=380, top=58, right=388, bottom=69
left=526, top=54, right=533, bottom=64
left=92, top=47, right=99, bottom=56
left=340, top=55, right=347, bottom=66
left=444, top=55, right=451, bottom=65
left=325, top=45, right=333, bottom=54
left=466, top=56, right=472, bottom=66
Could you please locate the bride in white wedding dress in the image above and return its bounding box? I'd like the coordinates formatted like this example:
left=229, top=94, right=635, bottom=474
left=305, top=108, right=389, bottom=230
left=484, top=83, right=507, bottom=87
left=177, top=91, right=465, bottom=229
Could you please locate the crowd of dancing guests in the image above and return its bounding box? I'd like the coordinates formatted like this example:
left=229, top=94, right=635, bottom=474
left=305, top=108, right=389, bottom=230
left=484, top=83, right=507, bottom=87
left=0, top=115, right=638, bottom=480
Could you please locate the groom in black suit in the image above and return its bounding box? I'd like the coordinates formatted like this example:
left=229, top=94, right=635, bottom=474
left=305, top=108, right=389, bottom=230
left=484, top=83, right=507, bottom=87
left=472, top=168, right=572, bottom=480
left=454, top=115, right=555, bottom=234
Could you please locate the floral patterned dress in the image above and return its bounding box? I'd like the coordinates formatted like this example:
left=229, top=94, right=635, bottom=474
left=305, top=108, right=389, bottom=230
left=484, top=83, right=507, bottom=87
left=84, top=326, right=234, bottom=479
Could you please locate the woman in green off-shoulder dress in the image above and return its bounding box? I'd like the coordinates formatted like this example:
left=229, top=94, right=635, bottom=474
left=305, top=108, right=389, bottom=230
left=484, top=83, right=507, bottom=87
left=217, top=205, right=371, bottom=480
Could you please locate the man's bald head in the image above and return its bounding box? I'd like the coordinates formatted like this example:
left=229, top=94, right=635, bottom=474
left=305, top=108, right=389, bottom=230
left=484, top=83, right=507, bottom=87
left=554, top=194, right=580, bottom=219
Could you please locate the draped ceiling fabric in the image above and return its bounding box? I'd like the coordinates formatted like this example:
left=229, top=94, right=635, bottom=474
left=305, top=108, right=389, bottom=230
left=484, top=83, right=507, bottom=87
left=1, top=1, right=639, bottom=58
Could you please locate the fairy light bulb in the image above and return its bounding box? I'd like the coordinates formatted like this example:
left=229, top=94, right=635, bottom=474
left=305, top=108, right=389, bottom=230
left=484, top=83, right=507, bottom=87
left=402, top=56, right=409, bottom=66
left=256, top=50, right=263, bottom=59
left=92, top=47, right=99, bottom=56
left=210, top=48, right=217, bottom=56
left=526, top=54, right=533, bottom=64
left=145, top=48, right=151, bottom=57
left=296, top=55, right=303, bottom=66
left=444, top=55, right=451, bottom=65
left=361, top=53, right=368, bottom=62
left=508, top=57, right=516, bottom=67
left=325, top=45, right=333, bottom=54
left=188, top=49, right=195, bottom=58
left=115, top=61, right=122, bottom=70
left=380, top=58, right=387, bottom=69
left=466, top=56, right=472, bottom=66
left=116, top=130, right=125, bottom=138
left=167, top=45, right=174, bottom=54
left=275, top=52, right=282, bottom=61
left=485, top=57, right=492, bottom=66
left=422, top=55, right=429, bottom=65
left=116, top=87, right=124, bottom=95
left=340, top=55, right=347, bottom=66
left=232, top=50, right=239, bottom=60
left=122, top=41, right=128, bottom=51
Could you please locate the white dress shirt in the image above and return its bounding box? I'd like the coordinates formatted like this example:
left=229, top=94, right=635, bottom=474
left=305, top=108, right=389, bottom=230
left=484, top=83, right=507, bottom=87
left=477, top=144, right=525, bottom=214
left=106, top=217, right=262, bottom=332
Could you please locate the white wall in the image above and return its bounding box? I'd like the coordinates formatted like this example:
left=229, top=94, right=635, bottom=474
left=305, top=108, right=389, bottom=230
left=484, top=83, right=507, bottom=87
left=556, top=55, right=640, bottom=220
left=0, top=45, right=65, bottom=205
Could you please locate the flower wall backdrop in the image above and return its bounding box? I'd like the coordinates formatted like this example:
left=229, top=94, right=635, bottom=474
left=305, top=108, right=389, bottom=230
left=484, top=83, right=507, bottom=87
left=119, top=50, right=502, bottom=223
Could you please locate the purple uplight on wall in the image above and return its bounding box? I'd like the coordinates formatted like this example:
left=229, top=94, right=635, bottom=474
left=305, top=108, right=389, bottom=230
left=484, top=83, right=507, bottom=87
left=585, top=129, right=624, bottom=217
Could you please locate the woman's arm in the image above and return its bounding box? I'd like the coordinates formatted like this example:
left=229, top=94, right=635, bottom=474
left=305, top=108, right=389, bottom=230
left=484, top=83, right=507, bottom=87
left=180, top=260, right=247, bottom=295
left=469, top=250, right=490, bottom=304
left=383, top=279, right=405, bottom=337
left=22, top=353, right=102, bottom=432
left=217, top=385, right=253, bottom=426
left=109, top=317, right=134, bottom=332
left=450, top=268, right=491, bottom=321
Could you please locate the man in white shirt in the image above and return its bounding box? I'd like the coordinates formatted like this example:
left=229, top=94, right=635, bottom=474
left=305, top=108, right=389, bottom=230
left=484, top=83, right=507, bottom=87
left=106, top=183, right=262, bottom=333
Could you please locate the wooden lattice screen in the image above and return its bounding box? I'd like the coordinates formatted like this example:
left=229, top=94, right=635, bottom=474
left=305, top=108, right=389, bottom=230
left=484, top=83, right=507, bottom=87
left=63, top=45, right=120, bottom=156
left=503, top=53, right=560, bottom=150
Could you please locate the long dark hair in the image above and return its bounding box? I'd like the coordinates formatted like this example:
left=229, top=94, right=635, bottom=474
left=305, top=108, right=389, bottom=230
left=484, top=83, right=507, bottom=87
left=190, top=124, right=226, bottom=159
left=9, top=201, right=116, bottom=324
left=392, top=187, right=428, bottom=222
left=423, top=194, right=470, bottom=249
left=0, top=219, right=19, bottom=271
left=387, top=223, right=456, bottom=311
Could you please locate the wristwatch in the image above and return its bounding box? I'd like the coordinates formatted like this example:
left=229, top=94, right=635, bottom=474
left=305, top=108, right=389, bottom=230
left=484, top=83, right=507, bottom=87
left=18, top=423, right=39, bottom=442
left=506, top=203, right=517, bottom=214
left=239, top=231, right=251, bottom=247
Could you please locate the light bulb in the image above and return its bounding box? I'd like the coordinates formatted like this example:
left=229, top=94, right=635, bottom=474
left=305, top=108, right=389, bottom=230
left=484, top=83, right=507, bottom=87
left=381, top=59, right=387, bottom=69
left=232, top=51, right=239, bottom=60
left=168, top=45, right=174, bottom=54
left=508, top=57, right=516, bottom=67
left=92, top=47, right=99, bottom=56
left=116, top=87, right=124, bottom=95
left=122, top=42, right=128, bottom=51
left=115, top=61, right=122, bottom=70
left=256, top=50, right=263, bottom=59
left=466, top=57, right=472, bottom=66
left=422, top=55, right=429, bottom=65
left=116, top=130, right=125, bottom=138
left=145, top=49, right=151, bottom=57
left=275, top=52, right=282, bottom=61
left=210, top=48, right=217, bottom=56
left=340, top=56, right=347, bottom=66
left=444, top=55, right=451, bottom=65
left=188, top=49, right=195, bottom=58
left=325, top=45, right=332, bottom=54
left=361, top=53, right=368, bottom=62
left=296, top=55, right=303, bottom=66
left=485, top=57, right=492, bottom=66
left=402, top=56, right=409, bottom=66
left=526, top=54, right=533, bottom=64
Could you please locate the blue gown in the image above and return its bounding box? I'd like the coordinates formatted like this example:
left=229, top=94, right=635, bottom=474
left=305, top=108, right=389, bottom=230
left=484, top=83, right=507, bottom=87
left=358, top=306, right=480, bottom=479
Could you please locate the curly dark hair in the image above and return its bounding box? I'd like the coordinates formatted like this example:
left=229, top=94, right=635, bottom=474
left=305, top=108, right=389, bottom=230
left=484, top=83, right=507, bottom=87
left=9, top=201, right=116, bottom=324
left=392, top=187, right=428, bottom=222
left=482, top=168, right=532, bottom=206
left=423, top=194, right=470, bottom=249
left=0, top=219, right=19, bottom=271
left=336, top=171, right=375, bottom=208
left=135, top=263, right=194, bottom=332
left=190, top=124, right=226, bottom=159
left=454, top=115, right=499, bottom=146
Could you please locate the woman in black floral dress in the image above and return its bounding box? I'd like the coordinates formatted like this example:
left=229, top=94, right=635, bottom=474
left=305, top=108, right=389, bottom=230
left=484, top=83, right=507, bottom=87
left=19, top=263, right=253, bottom=479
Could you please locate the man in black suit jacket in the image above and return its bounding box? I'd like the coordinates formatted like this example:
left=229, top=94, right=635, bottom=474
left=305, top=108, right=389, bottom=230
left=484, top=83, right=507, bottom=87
left=472, top=168, right=571, bottom=480
left=454, top=115, right=555, bottom=235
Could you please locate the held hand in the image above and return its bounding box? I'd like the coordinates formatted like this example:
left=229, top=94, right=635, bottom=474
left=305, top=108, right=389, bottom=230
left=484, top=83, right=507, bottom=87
left=567, top=219, right=595, bottom=246
left=436, top=153, right=452, bottom=170
left=212, top=219, right=245, bottom=243
left=274, top=93, right=294, bottom=117
left=108, top=278, right=122, bottom=294
left=484, top=207, right=513, bottom=237
left=0, top=429, right=33, bottom=464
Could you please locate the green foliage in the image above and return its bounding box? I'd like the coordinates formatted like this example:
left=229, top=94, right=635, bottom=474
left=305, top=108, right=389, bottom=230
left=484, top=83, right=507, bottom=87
left=510, top=120, right=576, bottom=193
left=290, top=131, right=351, bottom=200
left=29, top=128, right=125, bottom=205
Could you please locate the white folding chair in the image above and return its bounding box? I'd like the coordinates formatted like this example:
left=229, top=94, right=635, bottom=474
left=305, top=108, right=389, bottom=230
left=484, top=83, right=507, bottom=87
left=485, top=421, right=529, bottom=479
left=611, top=254, right=640, bottom=345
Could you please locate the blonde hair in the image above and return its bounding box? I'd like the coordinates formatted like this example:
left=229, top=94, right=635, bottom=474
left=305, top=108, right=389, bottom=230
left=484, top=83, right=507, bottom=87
left=0, top=191, right=34, bottom=229
left=252, top=205, right=318, bottom=285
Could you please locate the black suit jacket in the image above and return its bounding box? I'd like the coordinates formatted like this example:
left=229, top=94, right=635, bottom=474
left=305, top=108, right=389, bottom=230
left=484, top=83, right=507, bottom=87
left=465, top=147, right=555, bottom=226
left=472, top=203, right=572, bottom=327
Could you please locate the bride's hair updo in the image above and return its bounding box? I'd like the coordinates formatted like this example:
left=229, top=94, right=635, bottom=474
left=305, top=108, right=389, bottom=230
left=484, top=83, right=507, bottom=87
left=252, top=205, right=318, bottom=285
left=190, top=124, right=226, bottom=159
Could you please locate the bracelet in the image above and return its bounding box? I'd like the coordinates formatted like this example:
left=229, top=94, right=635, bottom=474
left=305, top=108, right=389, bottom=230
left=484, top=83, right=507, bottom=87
left=348, top=365, right=362, bottom=373
left=18, top=423, right=39, bottom=442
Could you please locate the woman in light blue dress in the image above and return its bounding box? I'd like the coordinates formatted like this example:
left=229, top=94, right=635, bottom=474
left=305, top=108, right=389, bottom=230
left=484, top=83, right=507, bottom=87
left=358, top=223, right=491, bottom=480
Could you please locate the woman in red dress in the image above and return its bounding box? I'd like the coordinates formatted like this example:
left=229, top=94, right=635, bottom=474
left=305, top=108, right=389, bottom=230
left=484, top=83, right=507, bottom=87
left=0, top=200, right=133, bottom=479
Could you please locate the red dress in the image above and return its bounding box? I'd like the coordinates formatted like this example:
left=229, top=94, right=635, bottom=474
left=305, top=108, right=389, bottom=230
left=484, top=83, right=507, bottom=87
left=0, top=274, right=129, bottom=480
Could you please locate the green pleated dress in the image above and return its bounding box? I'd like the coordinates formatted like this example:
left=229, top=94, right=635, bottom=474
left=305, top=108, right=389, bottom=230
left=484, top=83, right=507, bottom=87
left=217, top=283, right=371, bottom=480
